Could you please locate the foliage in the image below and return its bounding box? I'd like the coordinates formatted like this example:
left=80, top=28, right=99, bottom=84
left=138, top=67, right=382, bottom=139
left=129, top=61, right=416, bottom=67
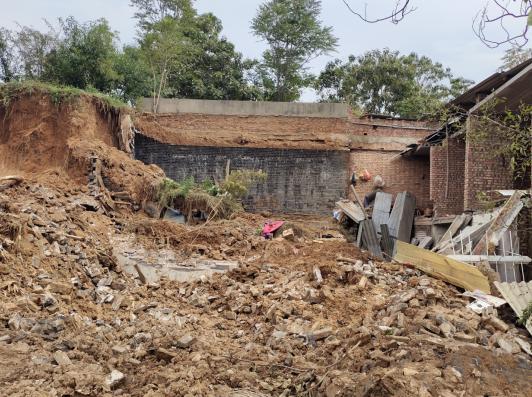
left=155, top=170, right=267, bottom=220
left=468, top=99, right=532, bottom=180
left=499, top=45, right=532, bottom=71
left=130, top=0, right=196, bottom=31
left=166, top=13, right=262, bottom=100
left=138, top=16, right=189, bottom=111
left=251, top=0, right=338, bottom=101
left=518, top=302, right=532, bottom=326
left=42, top=17, right=120, bottom=93
left=132, top=1, right=260, bottom=104
left=0, top=28, right=17, bottom=82
left=315, top=49, right=473, bottom=119
left=155, top=176, right=195, bottom=208
left=0, top=80, right=128, bottom=110
left=15, top=23, right=58, bottom=80
left=113, top=46, right=152, bottom=103
left=220, top=170, right=268, bottom=199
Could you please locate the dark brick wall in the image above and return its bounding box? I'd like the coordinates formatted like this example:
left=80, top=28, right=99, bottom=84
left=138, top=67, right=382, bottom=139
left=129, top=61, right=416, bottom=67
left=135, top=134, right=349, bottom=214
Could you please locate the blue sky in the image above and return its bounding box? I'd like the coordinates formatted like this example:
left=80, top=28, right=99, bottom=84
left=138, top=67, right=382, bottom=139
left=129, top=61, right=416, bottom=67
left=1, top=0, right=528, bottom=100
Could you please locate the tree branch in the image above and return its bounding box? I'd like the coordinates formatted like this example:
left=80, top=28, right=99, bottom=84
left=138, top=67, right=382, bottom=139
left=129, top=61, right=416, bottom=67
left=341, top=0, right=416, bottom=24
left=473, top=0, right=531, bottom=48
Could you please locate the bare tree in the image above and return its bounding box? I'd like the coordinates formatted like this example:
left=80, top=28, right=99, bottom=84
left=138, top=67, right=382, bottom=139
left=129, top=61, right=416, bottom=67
left=341, top=0, right=532, bottom=48
left=473, top=0, right=531, bottom=48
left=341, top=0, right=415, bottom=24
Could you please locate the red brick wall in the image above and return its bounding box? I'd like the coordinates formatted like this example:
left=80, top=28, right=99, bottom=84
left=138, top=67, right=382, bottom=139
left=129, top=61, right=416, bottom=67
left=464, top=118, right=515, bottom=210
left=350, top=150, right=431, bottom=210
left=430, top=136, right=466, bottom=216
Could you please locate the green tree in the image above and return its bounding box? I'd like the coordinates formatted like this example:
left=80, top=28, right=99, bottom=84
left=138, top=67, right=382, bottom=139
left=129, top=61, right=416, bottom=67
left=14, top=24, right=57, bottom=80
left=167, top=13, right=261, bottom=100
left=0, top=28, right=17, bottom=82
left=139, top=16, right=188, bottom=111
left=133, top=0, right=261, bottom=103
left=114, top=45, right=151, bottom=103
left=315, top=49, right=473, bottom=118
left=130, top=0, right=195, bottom=31
left=43, top=17, right=120, bottom=92
left=251, top=0, right=338, bottom=101
left=499, top=45, right=532, bottom=71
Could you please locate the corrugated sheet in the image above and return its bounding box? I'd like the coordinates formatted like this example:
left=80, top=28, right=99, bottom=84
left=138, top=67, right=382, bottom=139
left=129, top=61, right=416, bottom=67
left=494, top=281, right=532, bottom=336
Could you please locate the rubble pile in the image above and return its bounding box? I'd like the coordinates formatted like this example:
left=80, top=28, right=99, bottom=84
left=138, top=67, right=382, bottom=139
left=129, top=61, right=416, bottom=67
left=0, top=176, right=530, bottom=396
left=0, top=91, right=530, bottom=396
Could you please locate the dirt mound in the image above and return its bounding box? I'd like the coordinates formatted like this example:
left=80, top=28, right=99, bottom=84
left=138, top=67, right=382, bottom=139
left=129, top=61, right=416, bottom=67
left=0, top=85, right=164, bottom=204
left=134, top=112, right=350, bottom=150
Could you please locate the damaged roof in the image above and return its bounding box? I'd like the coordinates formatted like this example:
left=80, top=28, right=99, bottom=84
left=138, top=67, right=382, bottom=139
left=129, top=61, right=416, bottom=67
left=400, top=58, right=532, bottom=156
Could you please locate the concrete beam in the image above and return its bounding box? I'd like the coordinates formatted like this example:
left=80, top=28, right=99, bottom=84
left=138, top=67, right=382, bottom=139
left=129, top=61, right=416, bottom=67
left=139, top=98, right=349, bottom=119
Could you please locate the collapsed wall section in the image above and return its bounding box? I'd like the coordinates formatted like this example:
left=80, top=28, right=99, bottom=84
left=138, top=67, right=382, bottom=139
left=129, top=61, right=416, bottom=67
left=135, top=134, right=349, bottom=214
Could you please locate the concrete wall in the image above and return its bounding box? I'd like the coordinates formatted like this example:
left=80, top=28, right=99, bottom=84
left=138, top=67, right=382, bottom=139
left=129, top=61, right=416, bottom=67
left=139, top=98, right=349, bottom=118
left=135, top=134, right=349, bottom=214
left=430, top=136, right=466, bottom=216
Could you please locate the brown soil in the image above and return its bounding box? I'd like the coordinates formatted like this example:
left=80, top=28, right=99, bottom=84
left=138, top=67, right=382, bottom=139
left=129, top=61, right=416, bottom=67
left=0, top=93, right=529, bottom=396
left=134, top=112, right=351, bottom=150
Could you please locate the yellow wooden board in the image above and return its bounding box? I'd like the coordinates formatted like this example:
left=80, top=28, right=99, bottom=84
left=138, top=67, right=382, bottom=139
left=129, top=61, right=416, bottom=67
left=394, top=241, right=491, bottom=293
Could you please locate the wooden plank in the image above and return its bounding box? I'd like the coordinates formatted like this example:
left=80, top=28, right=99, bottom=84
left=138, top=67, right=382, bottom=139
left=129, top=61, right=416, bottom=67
left=372, top=192, right=392, bottom=234
left=472, top=191, right=524, bottom=255
left=361, top=220, right=382, bottom=258
left=350, top=185, right=367, bottom=219
left=336, top=199, right=365, bottom=223
left=394, top=241, right=491, bottom=293
left=380, top=224, right=394, bottom=259
left=447, top=254, right=531, bottom=264
left=356, top=221, right=364, bottom=247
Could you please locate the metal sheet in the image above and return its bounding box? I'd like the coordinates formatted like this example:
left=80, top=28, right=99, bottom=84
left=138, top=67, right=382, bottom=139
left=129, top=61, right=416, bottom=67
left=372, top=192, right=392, bottom=235
left=494, top=281, right=532, bottom=336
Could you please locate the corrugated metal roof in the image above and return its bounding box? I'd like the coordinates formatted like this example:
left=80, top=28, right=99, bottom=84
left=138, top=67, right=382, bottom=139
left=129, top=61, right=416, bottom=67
left=494, top=280, right=532, bottom=336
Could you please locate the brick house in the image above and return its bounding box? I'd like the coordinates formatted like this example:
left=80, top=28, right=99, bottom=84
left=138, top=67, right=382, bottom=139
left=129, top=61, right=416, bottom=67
left=401, top=59, right=532, bottom=217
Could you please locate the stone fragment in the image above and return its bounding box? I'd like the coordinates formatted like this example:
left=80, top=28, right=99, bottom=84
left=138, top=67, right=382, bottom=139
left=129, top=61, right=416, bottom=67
left=484, top=316, right=509, bottom=332
left=439, top=322, right=455, bottom=338
left=112, top=345, right=129, bottom=354
left=53, top=350, right=72, bottom=366
left=403, top=367, right=419, bottom=376
left=358, top=276, right=368, bottom=289
left=305, top=327, right=332, bottom=341
left=497, top=338, right=520, bottom=354
left=223, top=311, right=237, bottom=320
left=514, top=337, right=532, bottom=356
left=176, top=335, right=196, bottom=348
left=399, top=289, right=417, bottom=303
left=454, top=332, right=476, bottom=343
left=105, top=370, right=125, bottom=388
left=156, top=348, right=177, bottom=361
left=282, top=228, right=294, bottom=241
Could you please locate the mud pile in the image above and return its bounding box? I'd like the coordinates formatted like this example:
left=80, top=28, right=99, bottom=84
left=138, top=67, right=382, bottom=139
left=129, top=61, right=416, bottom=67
left=0, top=86, right=163, bottom=204
left=0, top=89, right=530, bottom=396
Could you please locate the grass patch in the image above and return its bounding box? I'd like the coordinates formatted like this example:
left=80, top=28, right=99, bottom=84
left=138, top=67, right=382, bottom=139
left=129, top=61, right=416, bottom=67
left=0, top=80, right=129, bottom=110
left=518, top=302, right=532, bottom=327
left=155, top=170, right=267, bottom=221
